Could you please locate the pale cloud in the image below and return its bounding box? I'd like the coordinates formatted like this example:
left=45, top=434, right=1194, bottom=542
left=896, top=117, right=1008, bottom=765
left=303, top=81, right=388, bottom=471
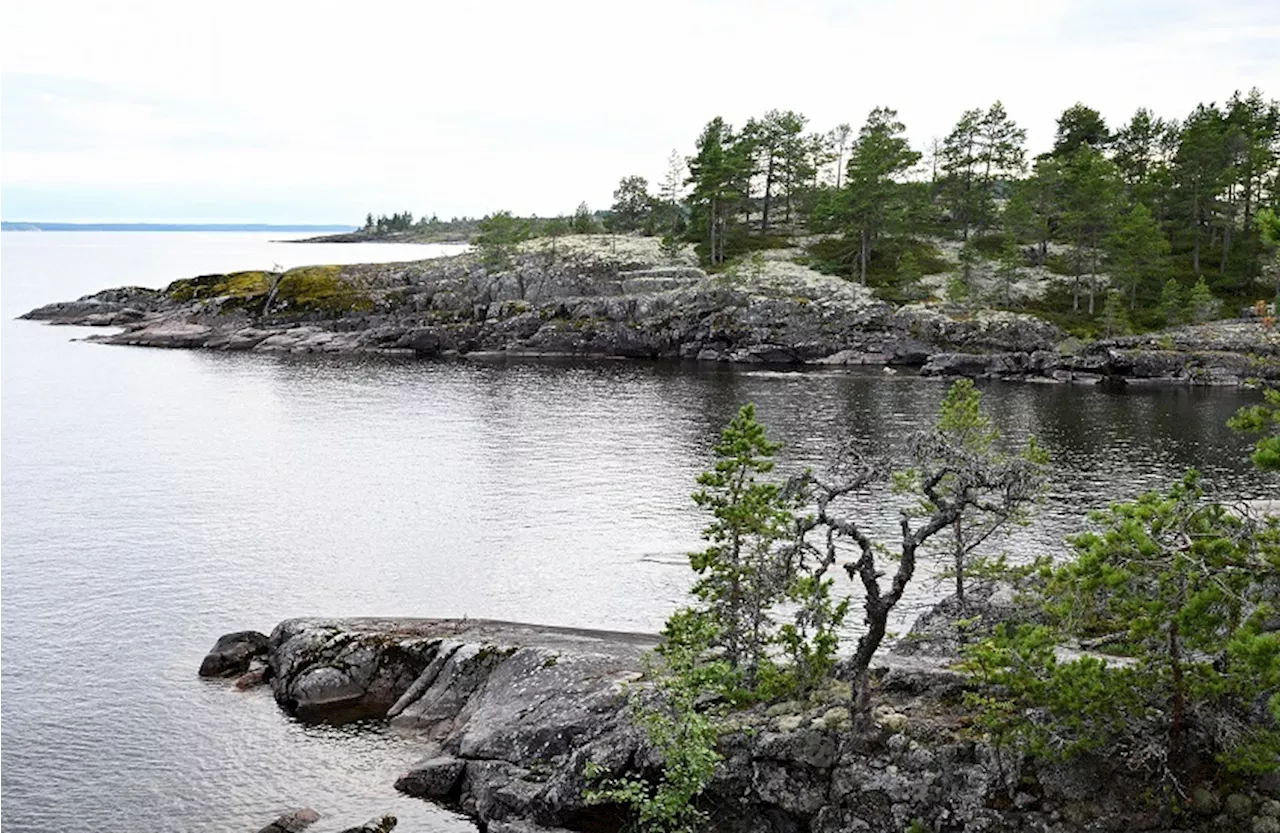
left=2, top=0, right=1277, bottom=222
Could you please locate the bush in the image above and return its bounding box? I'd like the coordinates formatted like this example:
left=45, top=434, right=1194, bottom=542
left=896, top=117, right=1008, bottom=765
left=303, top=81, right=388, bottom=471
left=963, top=472, right=1280, bottom=783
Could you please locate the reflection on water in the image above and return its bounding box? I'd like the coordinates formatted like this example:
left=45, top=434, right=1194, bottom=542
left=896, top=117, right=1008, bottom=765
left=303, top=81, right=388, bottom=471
left=2, top=233, right=1276, bottom=833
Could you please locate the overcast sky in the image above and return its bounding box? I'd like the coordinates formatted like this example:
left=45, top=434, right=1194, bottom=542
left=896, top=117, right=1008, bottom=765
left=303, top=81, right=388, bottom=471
left=2, top=0, right=1278, bottom=223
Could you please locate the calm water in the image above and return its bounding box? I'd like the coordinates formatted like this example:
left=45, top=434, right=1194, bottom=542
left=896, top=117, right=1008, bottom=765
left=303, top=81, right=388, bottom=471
left=1, top=232, right=1275, bottom=833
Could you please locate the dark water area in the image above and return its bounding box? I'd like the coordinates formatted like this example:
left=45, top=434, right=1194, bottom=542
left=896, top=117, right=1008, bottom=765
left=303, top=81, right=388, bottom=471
left=1, top=233, right=1275, bottom=832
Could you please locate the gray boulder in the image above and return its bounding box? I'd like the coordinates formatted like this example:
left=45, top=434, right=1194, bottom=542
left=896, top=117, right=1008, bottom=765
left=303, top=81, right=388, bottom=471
left=199, top=630, right=269, bottom=678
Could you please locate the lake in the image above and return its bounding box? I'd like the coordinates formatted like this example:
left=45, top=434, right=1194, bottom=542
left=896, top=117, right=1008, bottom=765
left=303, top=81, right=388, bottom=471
left=1, top=232, right=1273, bottom=833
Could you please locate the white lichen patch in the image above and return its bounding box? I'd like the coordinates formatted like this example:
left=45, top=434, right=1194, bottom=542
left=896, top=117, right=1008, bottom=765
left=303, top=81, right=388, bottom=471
left=518, top=234, right=697, bottom=268
left=927, top=237, right=1111, bottom=305
left=721, top=257, right=880, bottom=310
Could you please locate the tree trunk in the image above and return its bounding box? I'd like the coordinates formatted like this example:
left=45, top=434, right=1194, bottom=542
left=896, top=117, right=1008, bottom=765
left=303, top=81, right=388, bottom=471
left=1192, top=187, right=1202, bottom=275
left=708, top=198, right=718, bottom=266
left=1072, top=238, right=1083, bottom=313
left=762, top=154, right=775, bottom=234
left=859, top=228, right=868, bottom=285
left=1221, top=222, right=1232, bottom=276
left=1087, top=242, right=1098, bottom=316
left=953, top=517, right=966, bottom=609
left=1168, top=619, right=1185, bottom=773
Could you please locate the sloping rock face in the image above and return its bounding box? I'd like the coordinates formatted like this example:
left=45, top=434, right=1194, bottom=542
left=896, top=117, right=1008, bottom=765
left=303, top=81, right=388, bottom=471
left=245, top=616, right=1274, bottom=833
left=19, top=239, right=1067, bottom=369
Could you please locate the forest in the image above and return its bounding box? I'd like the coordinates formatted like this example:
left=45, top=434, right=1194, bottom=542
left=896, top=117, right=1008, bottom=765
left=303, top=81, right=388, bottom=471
left=364, top=89, right=1280, bottom=338
left=600, top=91, right=1280, bottom=336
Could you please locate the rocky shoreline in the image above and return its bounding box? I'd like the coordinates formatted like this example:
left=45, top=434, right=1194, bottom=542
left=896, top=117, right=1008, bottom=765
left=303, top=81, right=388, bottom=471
left=20, top=237, right=1280, bottom=385
left=207, top=600, right=1280, bottom=833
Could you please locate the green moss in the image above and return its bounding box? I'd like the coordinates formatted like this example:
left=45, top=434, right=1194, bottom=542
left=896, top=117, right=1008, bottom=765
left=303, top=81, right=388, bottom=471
left=275, top=265, right=373, bottom=314
left=166, top=265, right=372, bottom=316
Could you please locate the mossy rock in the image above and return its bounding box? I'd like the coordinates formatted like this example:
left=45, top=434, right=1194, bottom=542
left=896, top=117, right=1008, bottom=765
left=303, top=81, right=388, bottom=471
left=274, top=265, right=373, bottom=314
left=167, top=271, right=271, bottom=302
left=165, top=266, right=372, bottom=315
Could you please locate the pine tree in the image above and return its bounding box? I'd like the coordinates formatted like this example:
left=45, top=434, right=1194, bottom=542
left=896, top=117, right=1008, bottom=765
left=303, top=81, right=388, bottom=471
left=687, top=117, right=745, bottom=266
left=1061, top=146, right=1122, bottom=313
left=1157, top=278, right=1184, bottom=326
left=973, top=101, right=1027, bottom=237
left=1052, top=103, right=1110, bottom=156
left=1186, top=276, right=1217, bottom=322
left=1101, top=288, right=1129, bottom=337
left=838, top=107, right=921, bottom=284
left=992, top=236, right=1022, bottom=307
left=1173, top=104, right=1229, bottom=275
left=687, top=404, right=797, bottom=688
left=939, top=109, right=984, bottom=241
left=1106, top=202, right=1170, bottom=308
left=965, top=474, right=1280, bottom=782
left=609, top=176, right=653, bottom=232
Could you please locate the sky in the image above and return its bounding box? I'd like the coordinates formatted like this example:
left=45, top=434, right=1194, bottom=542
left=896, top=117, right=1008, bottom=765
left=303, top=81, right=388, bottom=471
left=2, top=0, right=1278, bottom=224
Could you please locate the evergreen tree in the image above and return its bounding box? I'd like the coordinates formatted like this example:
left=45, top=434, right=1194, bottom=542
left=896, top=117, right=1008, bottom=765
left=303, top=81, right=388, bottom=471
left=742, top=110, right=808, bottom=234
left=686, top=404, right=798, bottom=689
left=923, top=380, right=1047, bottom=607
left=686, top=117, right=745, bottom=266
left=939, top=109, right=984, bottom=241
left=1173, top=103, right=1229, bottom=275
left=1112, top=108, right=1173, bottom=205
left=1224, top=89, right=1280, bottom=285
left=475, top=211, right=531, bottom=272
left=610, top=176, right=654, bottom=232
left=1101, top=288, right=1129, bottom=337
left=992, top=235, right=1022, bottom=307
left=1020, top=157, right=1063, bottom=265
left=572, top=202, right=599, bottom=234
left=1060, top=146, right=1122, bottom=313
left=1157, top=278, right=1184, bottom=326
left=838, top=107, right=921, bottom=284
left=1052, top=103, right=1110, bottom=156
left=965, top=474, right=1280, bottom=782
left=974, top=101, right=1027, bottom=237
left=1260, top=207, right=1280, bottom=292
left=1186, top=275, right=1217, bottom=322
left=1106, top=202, right=1170, bottom=308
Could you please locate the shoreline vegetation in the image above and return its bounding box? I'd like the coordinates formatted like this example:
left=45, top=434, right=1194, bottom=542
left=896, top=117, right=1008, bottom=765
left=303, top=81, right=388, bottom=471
left=319, top=88, right=1280, bottom=343
left=208, top=387, right=1279, bottom=833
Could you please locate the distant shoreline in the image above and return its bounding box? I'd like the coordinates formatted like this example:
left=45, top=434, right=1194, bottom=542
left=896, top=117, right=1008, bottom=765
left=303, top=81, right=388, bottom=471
left=288, top=229, right=472, bottom=245
left=1, top=222, right=358, bottom=233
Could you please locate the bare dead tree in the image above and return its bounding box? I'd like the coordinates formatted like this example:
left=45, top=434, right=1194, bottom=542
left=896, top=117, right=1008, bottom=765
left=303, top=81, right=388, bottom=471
left=792, top=423, right=1046, bottom=722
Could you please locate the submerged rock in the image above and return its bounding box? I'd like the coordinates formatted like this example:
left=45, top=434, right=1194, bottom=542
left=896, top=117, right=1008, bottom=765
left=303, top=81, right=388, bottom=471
left=255, top=807, right=320, bottom=833
left=336, top=815, right=396, bottom=833
left=199, top=630, right=269, bottom=678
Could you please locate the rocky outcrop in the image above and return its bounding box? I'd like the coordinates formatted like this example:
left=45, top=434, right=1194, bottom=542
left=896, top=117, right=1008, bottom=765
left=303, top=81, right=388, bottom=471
left=199, top=630, right=269, bottom=678
left=205, top=613, right=1279, bottom=833
left=24, top=238, right=1280, bottom=384
left=20, top=239, right=1069, bottom=371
